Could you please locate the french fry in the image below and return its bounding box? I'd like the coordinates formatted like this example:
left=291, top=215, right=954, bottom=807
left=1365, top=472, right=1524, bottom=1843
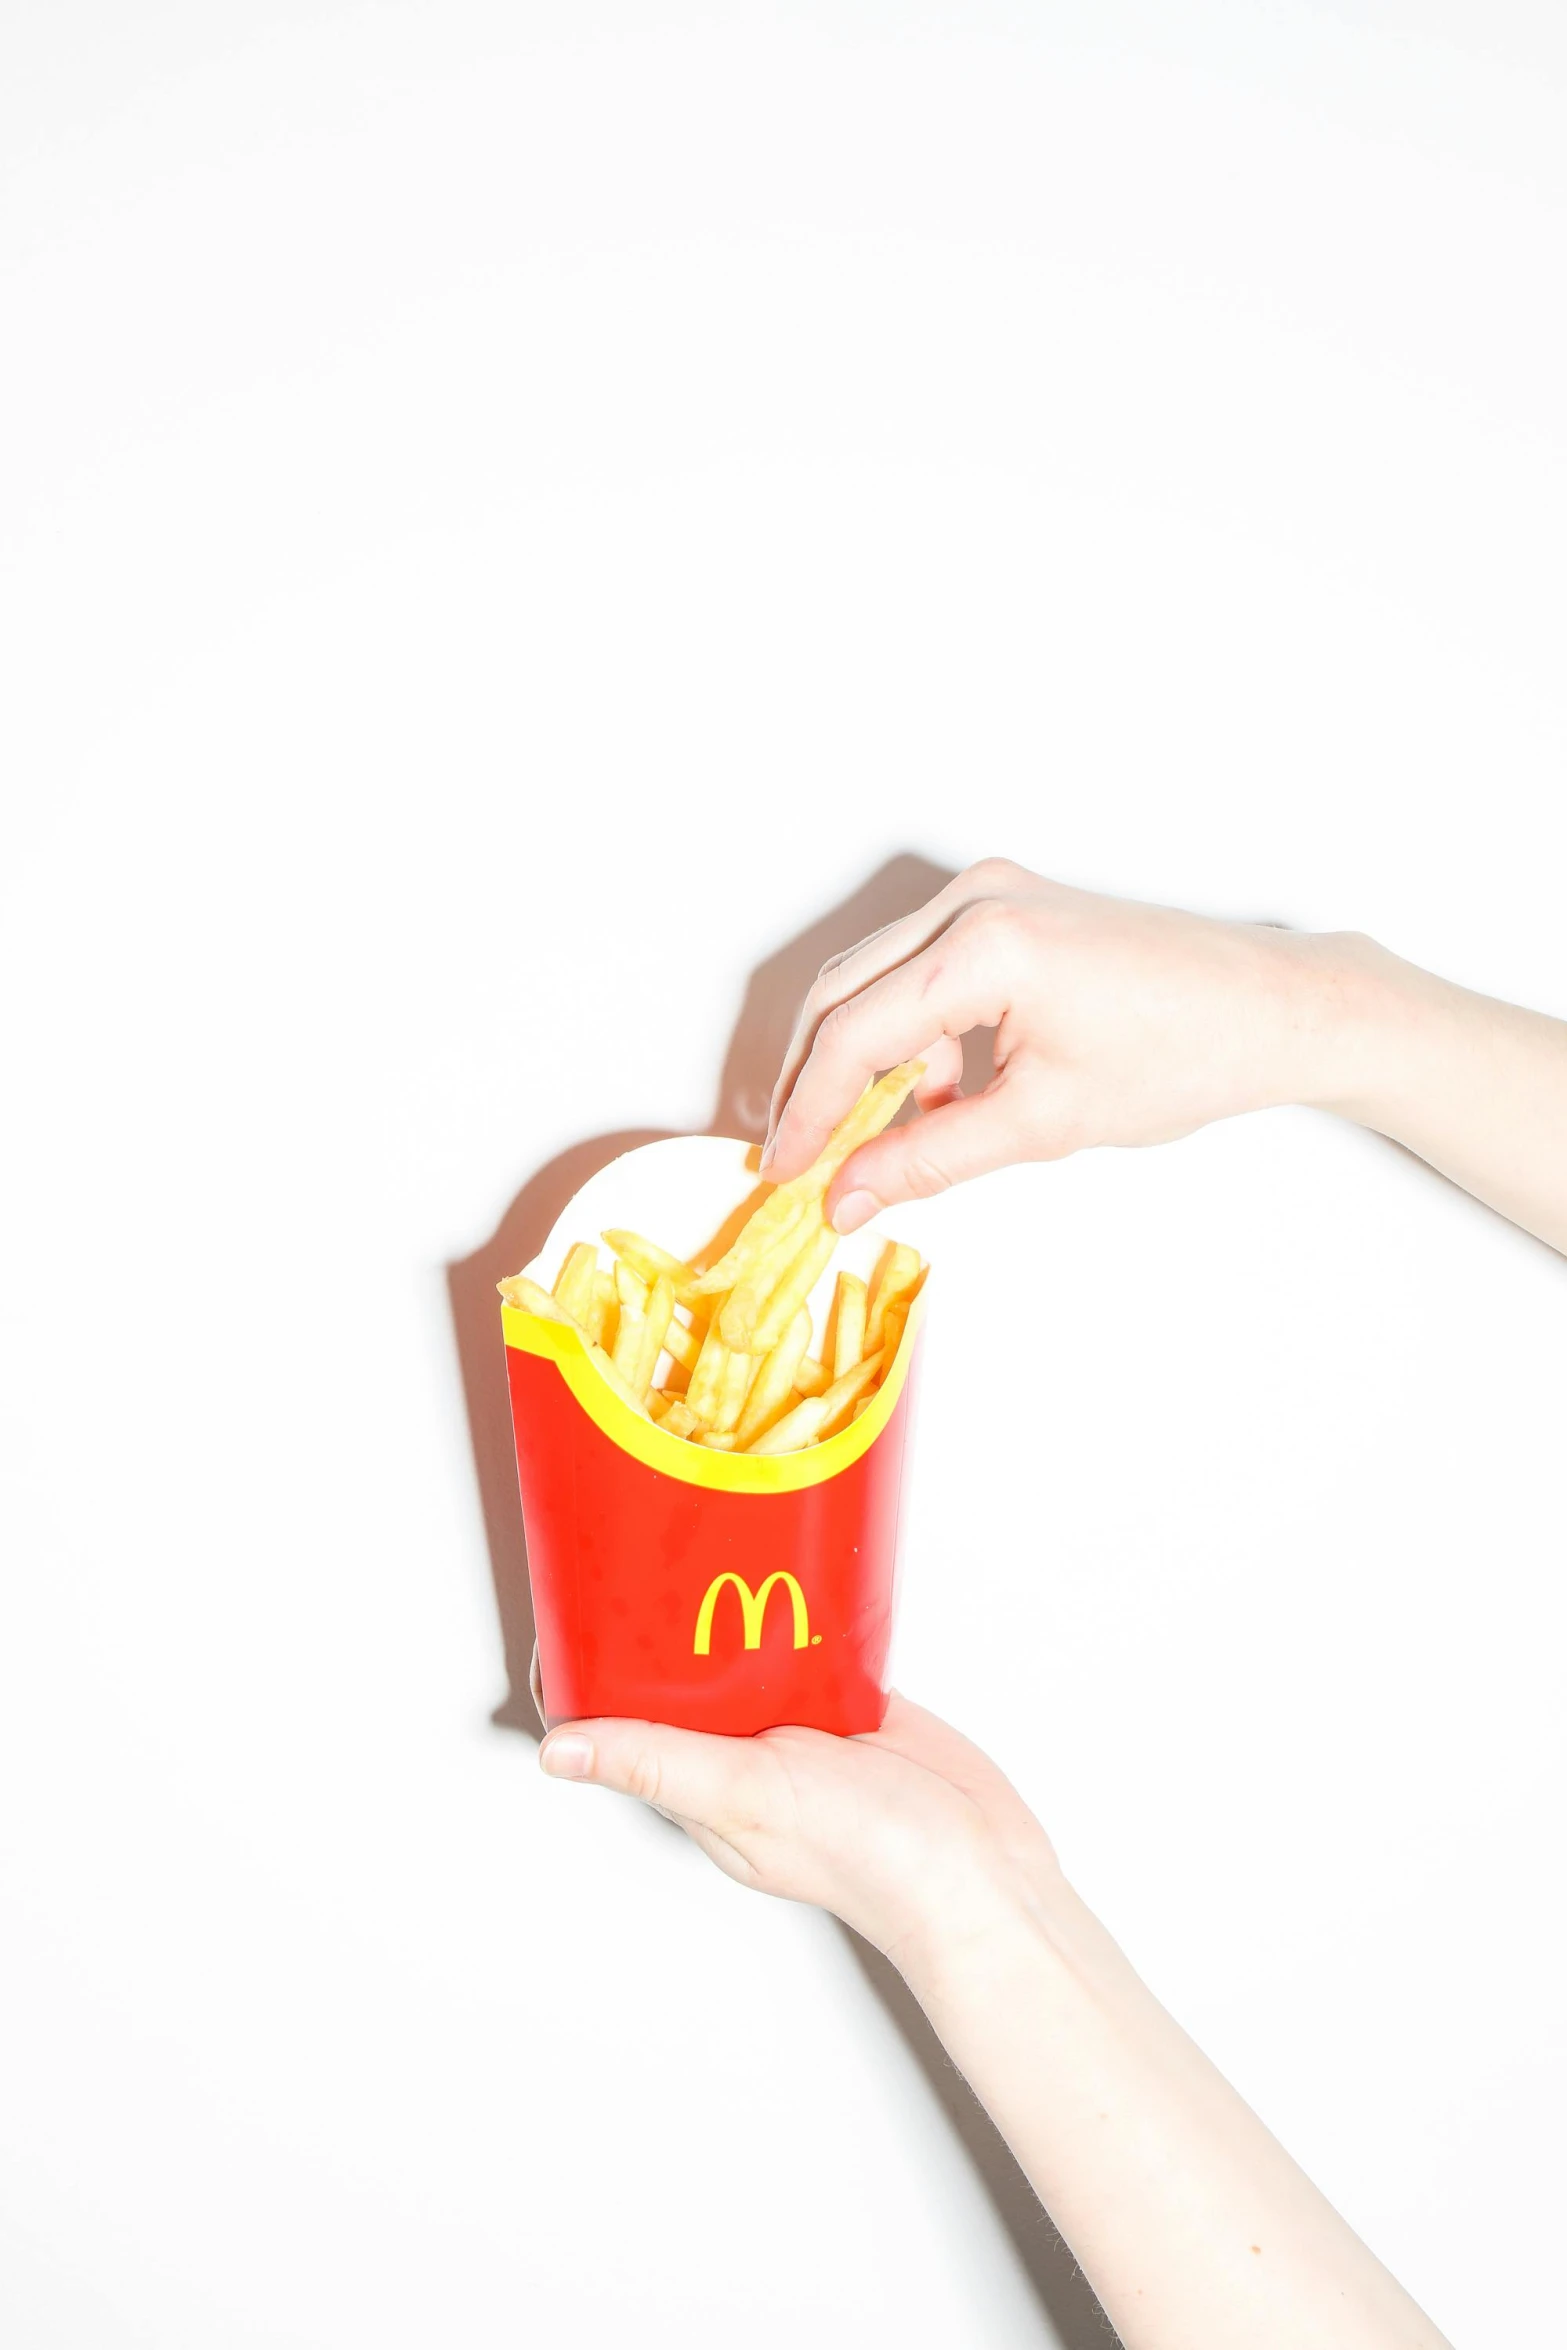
left=829, top=1271, right=867, bottom=1381
left=692, top=1059, right=920, bottom=1312
left=691, top=1189, right=810, bottom=1297
left=505, top=1074, right=929, bottom=1452
left=866, top=1241, right=922, bottom=1351
left=602, top=1228, right=703, bottom=1309
left=690, top=1063, right=918, bottom=1299
left=718, top=1214, right=810, bottom=1347
left=498, top=1273, right=569, bottom=1319
left=712, top=1346, right=757, bottom=1435
left=815, top=1346, right=888, bottom=1439
left=631, top=1272, right=676, bottom=1402
left=746, top=1393, right=830, bottom=1455
left=586, top=1269, right=617, bottom=1349
left=587, top=1343, right=649, bottom=1415
left=718, top=1198, right=826, bottom=1348
left=553, top=1241, right=599, bottom=1325
left=490, top=1277, right=652, bottom=1421
left=784, top=1060, right=925, bottom=1200
left=734, top=1309, right=813, bottom=1449
left=659, top=1315, right=702, bottom=1373
left=684, top=1310, right=731, bottom=1426
left=748, top=1216, right=837, bottom=1357
left=610, top=1259, right=649, bottom=1386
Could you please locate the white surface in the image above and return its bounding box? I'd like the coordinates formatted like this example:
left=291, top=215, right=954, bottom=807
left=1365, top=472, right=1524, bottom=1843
left=2, top=4, right=1564, bottom=2345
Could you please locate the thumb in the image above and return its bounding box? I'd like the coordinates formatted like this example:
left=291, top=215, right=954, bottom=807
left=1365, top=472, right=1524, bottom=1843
left=539, top=1716, right=766, bottom=1832
left=825, top=1086, right=1026, bottom=1231
left=538, top=1716, right=785, bottom=1896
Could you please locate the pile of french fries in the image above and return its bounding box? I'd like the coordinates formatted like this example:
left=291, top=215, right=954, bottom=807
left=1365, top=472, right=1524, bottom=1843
left=499, top=1063, right=927, bottom=1455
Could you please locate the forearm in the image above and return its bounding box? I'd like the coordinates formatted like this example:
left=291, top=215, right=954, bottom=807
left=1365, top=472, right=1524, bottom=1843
left=902, top=1882, right=1451, bottom=2350
left=1283, top=932, right=1567, bottom=1255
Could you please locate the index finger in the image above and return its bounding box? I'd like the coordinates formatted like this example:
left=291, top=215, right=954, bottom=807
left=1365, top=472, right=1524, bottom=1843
left=764, top=869, right=1004, bottom=1154
left=768, top=915, right=1012, bottom=1180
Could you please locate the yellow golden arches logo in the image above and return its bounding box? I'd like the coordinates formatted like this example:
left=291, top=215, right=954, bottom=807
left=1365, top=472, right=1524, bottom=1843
left=692, top=1571, right=818, bottom=1656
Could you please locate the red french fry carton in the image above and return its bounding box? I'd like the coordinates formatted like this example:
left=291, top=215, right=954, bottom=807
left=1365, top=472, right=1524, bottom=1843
left=502, top=1137, right=925, bottom=1736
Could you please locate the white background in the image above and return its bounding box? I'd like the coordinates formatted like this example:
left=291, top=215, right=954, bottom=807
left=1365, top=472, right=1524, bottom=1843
left=3, top=3, right=1564, bottom=2343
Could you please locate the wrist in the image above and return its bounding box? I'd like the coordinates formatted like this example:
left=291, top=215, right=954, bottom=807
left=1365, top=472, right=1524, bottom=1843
left=887, top=1854, right=1111, bottom=2019
left=1260, top=928, right=1413, bottom=1120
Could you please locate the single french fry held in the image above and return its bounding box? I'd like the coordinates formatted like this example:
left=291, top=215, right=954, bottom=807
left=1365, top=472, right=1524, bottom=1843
left=690, top=1062, right=921, bottom=1349
left=783, top=1060, right=925, bottom=1200
left=691, top=1065, right=917, bottom=1300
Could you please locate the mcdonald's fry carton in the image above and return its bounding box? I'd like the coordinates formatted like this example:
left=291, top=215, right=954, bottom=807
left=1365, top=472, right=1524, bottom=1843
left=502, top=1136, right=924, bottom=1736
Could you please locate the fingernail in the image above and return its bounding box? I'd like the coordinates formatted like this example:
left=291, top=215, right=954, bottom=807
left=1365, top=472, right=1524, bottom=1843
left=831, top=1188, right=881, bottom=1235
left=540, top=1732, right=594, bottom=1780
left=759, top=1137, right=775, bottom=1172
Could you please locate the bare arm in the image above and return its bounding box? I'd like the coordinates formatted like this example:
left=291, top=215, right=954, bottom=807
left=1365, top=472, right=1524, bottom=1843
left=909, top=1879, right=1449, bottom=2350
left=539, top=1698, right=1453, bottom=2350
left=1320, top=934, right=1567, bottom=1254
left=760, top=861, right=1567, bottom=1256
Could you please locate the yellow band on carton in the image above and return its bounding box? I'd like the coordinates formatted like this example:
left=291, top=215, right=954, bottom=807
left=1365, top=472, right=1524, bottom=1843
left=501, top=1291, right=924, bottom=1493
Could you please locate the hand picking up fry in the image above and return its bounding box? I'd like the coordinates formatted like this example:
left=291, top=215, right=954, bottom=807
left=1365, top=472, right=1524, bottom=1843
left=498, top=1063, right=929, bottom=1454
